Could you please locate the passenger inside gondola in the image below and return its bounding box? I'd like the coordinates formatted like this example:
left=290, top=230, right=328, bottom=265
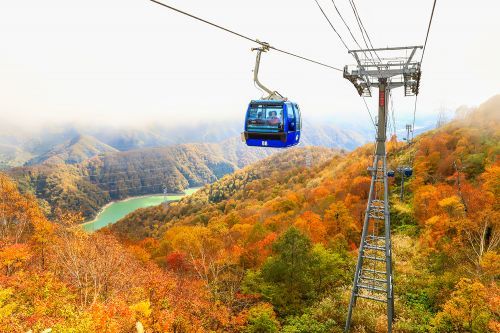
left=267, top=110, right=281, bottom=125
left=247, top=105, right=283, bottom=132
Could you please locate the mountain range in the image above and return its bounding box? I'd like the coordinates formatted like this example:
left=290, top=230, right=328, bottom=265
left=0, top=106, right=463, bottom=220
left=0, top=119, right=368, bottom=169
left=9, top=137, right=280, bottom=219
left=25, top=134, right=119, bottom=165
left=0, top=119, right=365, bottom=219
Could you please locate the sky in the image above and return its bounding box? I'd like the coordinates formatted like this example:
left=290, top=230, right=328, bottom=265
left=0, top=0, right=498, bottom=131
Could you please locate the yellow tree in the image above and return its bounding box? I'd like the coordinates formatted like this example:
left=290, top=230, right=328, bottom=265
left=0, top=174, right=41, bottom=244
left=0, top=174, right=54, bottom=274
left=432, top=278, right=493, bottom=332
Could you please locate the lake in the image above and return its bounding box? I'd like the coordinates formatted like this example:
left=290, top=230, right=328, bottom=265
left=82, top=188, right=200, bottom=232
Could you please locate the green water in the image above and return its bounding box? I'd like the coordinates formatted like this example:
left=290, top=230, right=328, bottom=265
left=82, top=188, right=199, bottom=232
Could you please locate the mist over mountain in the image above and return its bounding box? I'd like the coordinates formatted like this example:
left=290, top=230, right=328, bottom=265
left=0, top=104, right=461, bottom=170
left=3, top=116, right=366, bottom=218
left=0, top=119, right=370, bottom=169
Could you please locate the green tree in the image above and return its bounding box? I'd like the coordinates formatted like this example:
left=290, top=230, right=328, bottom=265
left=282, top=313, right=332, bottom=333
left=309, top=244, right=349, bottom=294
left=245, top=304, right=280, bottom=333
left=260, top=227, right=313, bottom=315
left=244, top=228, right=351, bottom=317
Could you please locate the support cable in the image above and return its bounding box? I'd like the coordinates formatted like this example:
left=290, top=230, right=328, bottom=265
left=389, top=90, right=396, bottom=138
left=346, top=0, right=384, bottom=97
left=350, top=0, right=381, bottom=61
left=411, top=95, right=418, bottom=142
left=330, top=0, right=362, bottom=49
left=420, top=0, right=437, bottom=66
left=340, top=0, right=381, bottom=135
left=329, top=0, right=377, bottom=65
left=362, top=97, right=376, bottom=130
left=310, top=0, right=378, bottom=134
left=347, top=0, right=375, bottom=61
left=412, top=0, right=438, bottom=142
left=313, top=0, right=350, bottom=50
left=149, top=0, right=342, bottom=71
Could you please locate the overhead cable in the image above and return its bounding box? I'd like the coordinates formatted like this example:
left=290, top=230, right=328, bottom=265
left=330, top=0, right=362, bottom=49
left=362, top=96, right=376, bottom=130
left=349, top=0, right=381, bottom=61
left=413, top=0, right=438, bottom=141
left=420, top=0, right=437, bottom=66
left=347, top=0, right=375, bottom=61
left=149, top=0, right=342, bottom=71
left=313, top=0, right=350, bottom=50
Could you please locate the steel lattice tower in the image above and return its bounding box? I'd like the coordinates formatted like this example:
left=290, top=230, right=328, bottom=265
left=343, top=46, right=422, bottom=333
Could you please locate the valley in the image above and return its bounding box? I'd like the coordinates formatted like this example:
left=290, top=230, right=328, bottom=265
left=2, top=119, right=367, bottom=221
left=7, top=138, right=275, bottom=219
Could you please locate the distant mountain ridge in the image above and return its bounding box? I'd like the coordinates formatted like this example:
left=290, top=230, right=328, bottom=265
left=26, top=134, right=118, bottom=165
left=0, top=120, right=370, bottom=169
left=3, top=119, right=366, bottom=218
left=0, top=143, right=33, bottom=169
left=300, top=121, right=367, bottom=150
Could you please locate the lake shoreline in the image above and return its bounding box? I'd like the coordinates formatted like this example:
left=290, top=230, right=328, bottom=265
left=82, top=187, right=201, bottom=231
left=81, top=191, right=185, bottom=226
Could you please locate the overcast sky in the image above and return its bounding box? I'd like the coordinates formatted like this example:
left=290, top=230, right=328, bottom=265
left=0, top=0, right=498, bottom=130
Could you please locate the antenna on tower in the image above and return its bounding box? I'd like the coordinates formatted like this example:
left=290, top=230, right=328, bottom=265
left=163, top=186, right=168, bottom=203
left=404, top=124, right=413, bottom=144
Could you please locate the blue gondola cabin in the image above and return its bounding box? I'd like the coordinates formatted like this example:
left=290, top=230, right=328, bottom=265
left=243, top=100, right=301, bottom=148
left=403, top=167, right=413, bottom=177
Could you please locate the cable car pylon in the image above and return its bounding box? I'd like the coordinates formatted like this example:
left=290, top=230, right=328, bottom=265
left=343, top=46, right=422, bottom=333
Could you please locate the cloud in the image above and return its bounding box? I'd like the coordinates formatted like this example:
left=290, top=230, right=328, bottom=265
left=0, top=0, right=498, bottom=129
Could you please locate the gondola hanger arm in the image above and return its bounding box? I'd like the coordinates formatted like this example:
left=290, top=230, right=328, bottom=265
left=252, top=41, right=286, bottom=101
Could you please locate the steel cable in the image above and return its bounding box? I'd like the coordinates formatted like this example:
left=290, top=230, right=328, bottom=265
left=149, top=0, right=342, bottom=71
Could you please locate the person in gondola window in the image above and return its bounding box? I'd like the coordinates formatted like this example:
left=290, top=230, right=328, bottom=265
left=267, top=110, right=281, bottom=126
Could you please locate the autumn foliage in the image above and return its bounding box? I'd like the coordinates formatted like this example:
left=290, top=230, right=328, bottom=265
left=1, top=96, right=499, bottom=332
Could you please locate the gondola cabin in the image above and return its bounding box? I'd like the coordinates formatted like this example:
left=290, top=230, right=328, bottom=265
left=403, top=167, right=413, bottom=178
left=243, top=100, right=301, bottom=148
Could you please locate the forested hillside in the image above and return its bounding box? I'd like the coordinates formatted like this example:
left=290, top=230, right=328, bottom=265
left=111, top=95, right=499, bottom=331
left=9, top=139, right=274, bottom=219
left=112, top=146, right=339, bottom=239
left=0, top=96, right=498, bottom=332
